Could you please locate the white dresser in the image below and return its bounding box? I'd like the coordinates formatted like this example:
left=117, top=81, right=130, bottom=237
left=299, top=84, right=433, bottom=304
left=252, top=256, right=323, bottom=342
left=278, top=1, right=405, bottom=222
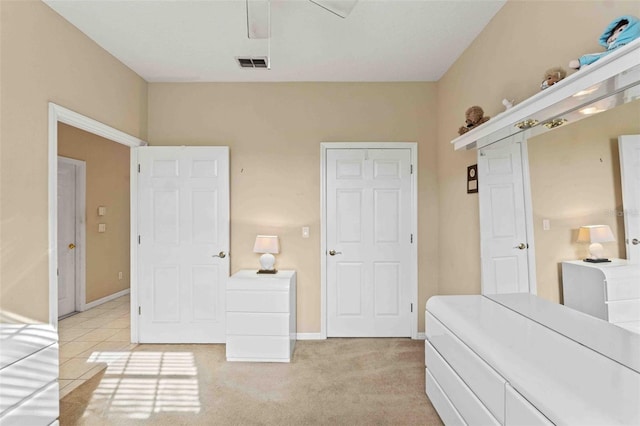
left=425, top=294, right=640, bottom=425
left=562, top=259, right=640, bottom=333
left=226, top=270, right=296, bottom=362
left=0, top=324, right=59, bottom=425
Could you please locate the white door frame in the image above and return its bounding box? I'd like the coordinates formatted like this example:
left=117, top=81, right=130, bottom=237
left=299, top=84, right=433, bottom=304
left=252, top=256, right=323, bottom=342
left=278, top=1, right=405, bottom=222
left=57, top=156, right=87, bottom=314
left=320, top=142, right=419, bottom=339
left=48, top=103, right=146, bottom=333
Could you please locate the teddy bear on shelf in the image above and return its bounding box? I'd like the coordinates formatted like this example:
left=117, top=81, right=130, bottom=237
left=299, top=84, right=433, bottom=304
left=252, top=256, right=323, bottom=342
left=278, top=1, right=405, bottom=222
left=458, top=106, right=490, bottom=135
left=569, top=15, right=640, bottom=70
left=540, top=67, right=567, bottom=90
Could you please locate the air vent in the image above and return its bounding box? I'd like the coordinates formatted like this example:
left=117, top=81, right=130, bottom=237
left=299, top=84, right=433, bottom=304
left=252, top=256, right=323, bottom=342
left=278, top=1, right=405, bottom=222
left=237, top=56, right=269, bottom=69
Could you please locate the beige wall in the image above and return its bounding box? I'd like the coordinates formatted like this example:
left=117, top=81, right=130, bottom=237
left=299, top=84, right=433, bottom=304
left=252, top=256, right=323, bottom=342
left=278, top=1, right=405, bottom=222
left=148, top=82, right=439, bottom=333
left=0, top=1, right=147, bottom=323
left=436, top=1, right=640, bottom=296
left=529, top=100, right=640, bottom=303
left=58, top=123, right=131, bottom=304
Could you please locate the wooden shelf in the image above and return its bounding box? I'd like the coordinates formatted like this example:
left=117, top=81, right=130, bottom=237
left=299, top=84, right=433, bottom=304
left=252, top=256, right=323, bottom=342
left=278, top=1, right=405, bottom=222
left=452, top=38, right=640, bottom=150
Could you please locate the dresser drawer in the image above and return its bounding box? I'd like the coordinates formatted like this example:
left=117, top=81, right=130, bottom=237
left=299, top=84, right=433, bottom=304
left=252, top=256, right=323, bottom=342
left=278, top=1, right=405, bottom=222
left=226, top=312, right=290, bottom=336
left=505, top=384, right=552, bottom=426
left=0, top=343, right=58, bottom=412
left=426, top=340, right=500, bottom=426
left=227, top=290, right=290, bottom=313
left=426, top=312, right=506, bottom=423
left=426, top=368, right=466, bottom=426
left=607, top=299, right=640, bottom=322
left=226, top=336, right=293, bottom=361
left=0, top=380, right=58, bottom=426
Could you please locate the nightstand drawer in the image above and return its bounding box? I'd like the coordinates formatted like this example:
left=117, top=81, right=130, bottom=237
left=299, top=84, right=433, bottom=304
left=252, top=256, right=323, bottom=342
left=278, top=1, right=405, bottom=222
left=226, top=312, right=290, bottom=336
left=226, top=335, right=293, bottom=361
left=606, top=278, right=640, bottom=301
left=227, top=290, right=290, bottom=313
left=607, top=299, right=640, bottom=322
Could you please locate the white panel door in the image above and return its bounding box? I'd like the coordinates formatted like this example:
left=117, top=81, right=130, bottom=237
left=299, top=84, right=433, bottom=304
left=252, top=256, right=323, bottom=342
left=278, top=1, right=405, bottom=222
left=57, top=159, right=77, bottom=317
left=137, top=146, right=229, bottom=343
left=478, top=139, right=530, bottom=294
left=326, top=148, right=412, bottom=337
left=619, top=135, right=640, bottom=264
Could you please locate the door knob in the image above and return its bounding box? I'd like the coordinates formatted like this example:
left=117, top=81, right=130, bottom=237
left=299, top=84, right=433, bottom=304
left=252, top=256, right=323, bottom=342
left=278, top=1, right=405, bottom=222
left=633, top=238, right=639, bottom=246
left=514, top=243, right=527, bottom=250
left=212, top=251, right=227, bottom=258
left=329, top=250, right=342, bottom=256
left=68, top=243, right=76, bottom=250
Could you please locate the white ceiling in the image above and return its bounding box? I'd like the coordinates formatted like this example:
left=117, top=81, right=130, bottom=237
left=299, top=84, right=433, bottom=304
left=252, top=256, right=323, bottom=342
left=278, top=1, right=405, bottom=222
left=43, top=0, right=505, bottom=83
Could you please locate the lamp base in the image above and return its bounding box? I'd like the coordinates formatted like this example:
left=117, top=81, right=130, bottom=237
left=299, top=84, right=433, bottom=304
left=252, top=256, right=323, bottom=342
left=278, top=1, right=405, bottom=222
left=583, top=258, right=611, bottom=263
left=257, top=269, right=278, bottom=274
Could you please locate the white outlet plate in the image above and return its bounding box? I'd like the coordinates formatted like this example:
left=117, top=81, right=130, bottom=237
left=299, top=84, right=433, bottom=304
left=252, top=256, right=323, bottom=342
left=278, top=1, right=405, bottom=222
left=302, top=226, right=310, bottom=238
left=98, top=223, right=106, bottom=233
left=543, top=219, right=550, bottom=231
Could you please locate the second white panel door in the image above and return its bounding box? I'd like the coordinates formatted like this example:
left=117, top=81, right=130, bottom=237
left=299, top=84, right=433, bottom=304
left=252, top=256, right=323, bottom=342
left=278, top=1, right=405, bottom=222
left=619, top=135, right=640, bottom=264
left=137, top=146, right=229, bottom=343
left=326, top=148, right=412, bottom=337
left=58, top=159, right=78, bottom=318
left=478, top=138, right=530, bottom=294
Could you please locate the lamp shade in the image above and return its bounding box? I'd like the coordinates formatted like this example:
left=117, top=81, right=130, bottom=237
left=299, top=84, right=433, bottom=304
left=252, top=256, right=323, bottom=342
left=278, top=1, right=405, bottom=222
left=253, top=235, right=279, bottom=254
left=576, top=225, right=615, bottom=243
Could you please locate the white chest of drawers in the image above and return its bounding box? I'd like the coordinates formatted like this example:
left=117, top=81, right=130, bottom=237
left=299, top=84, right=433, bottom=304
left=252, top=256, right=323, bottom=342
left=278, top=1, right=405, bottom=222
left=562, top=260, right=640, bottom=333
left=425, top=294, right=640, bottom=425
left=226, top=270, right=296, bottom=362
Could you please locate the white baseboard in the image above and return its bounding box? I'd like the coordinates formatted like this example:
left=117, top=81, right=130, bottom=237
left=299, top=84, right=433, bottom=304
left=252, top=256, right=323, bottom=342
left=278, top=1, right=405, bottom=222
left=82, top=289, right=130, bottom=311
left=415, top=332, right=426, bottom=340
left=296, top=333, right=326, bottom=340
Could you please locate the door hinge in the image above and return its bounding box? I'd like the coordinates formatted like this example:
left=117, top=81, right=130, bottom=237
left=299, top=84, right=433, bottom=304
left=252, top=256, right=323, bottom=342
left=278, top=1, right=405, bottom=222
left=57, top=268, right=59, bottom=276
left=138, top=306, right=141, bottom=315
left=138, top=235, right=141, bottom=245
left=138, top=164, right=140, bottom=173
left=410, top=303, right=413, bottom=313
left=410, top=164, right=413, bottom=174
left=410, top=234, right=413, bottom=243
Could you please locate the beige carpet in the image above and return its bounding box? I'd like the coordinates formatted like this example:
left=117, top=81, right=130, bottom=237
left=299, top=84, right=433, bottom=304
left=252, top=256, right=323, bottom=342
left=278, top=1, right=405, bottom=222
left=60, top=338, right=443, bottom=425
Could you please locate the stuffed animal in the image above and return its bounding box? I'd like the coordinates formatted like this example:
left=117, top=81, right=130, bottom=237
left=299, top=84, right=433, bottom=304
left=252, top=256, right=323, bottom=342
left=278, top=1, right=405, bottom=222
left=502, top=99, right=515, bottom=110
left=540, top=67, right=567, bottom=90
left=569, top=15, right=640, bottom=69
left=458, top=106, right=490, bottom=135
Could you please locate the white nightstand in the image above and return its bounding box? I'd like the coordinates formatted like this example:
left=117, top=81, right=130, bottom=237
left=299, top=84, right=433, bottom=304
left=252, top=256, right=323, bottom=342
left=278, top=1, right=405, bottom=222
left=226, top=270, right=296, bottom=362
left=562, top=260, right=640, bottom=333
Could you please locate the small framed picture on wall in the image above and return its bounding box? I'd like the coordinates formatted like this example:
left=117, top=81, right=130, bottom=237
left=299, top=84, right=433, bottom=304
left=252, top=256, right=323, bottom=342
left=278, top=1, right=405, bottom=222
left=467, top=164, right=478, bottom=194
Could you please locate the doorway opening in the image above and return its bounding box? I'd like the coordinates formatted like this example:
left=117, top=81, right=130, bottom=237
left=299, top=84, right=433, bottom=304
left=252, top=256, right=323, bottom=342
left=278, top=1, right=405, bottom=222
left=48, top=103, right=145, bottom=338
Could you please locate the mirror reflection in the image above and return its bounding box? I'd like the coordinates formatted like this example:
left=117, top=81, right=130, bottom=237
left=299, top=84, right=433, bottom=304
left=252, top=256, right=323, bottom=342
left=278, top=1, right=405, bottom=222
left=527, top=99, right=640, bottom=304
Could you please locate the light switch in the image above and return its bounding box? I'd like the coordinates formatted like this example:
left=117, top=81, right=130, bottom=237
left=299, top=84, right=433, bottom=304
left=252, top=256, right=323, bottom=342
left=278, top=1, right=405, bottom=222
left=98, top=223, right=106, bottom=233
left=97, top=206, right=107, bottom=216
left=543, top=219, right=550, bottom=231
left=302, top=226, right=310, bottom=239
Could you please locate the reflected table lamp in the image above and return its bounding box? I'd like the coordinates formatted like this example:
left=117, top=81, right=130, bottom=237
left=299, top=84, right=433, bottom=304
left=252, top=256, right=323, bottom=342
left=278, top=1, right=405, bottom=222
left=577, top=225, right=615, bottom=263
left=254, top=235, right=279, bottom=274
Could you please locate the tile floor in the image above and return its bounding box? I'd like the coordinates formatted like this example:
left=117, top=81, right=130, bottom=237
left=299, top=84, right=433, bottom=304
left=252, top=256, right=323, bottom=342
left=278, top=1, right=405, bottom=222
left=58, top=294, right=135, bottom=399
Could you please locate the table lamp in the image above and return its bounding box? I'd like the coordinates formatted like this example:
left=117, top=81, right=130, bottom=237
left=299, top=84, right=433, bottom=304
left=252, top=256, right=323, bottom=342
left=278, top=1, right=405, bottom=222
left=253, top=235, right=279, bottom=273
left=577, top=225, right=615, bottom=263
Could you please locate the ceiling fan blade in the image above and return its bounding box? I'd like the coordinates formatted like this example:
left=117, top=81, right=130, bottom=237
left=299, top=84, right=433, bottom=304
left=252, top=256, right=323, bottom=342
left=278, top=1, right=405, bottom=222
left=247, top=0, right=270, bottom=39
left=309, top=0, right=359, bottom=18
